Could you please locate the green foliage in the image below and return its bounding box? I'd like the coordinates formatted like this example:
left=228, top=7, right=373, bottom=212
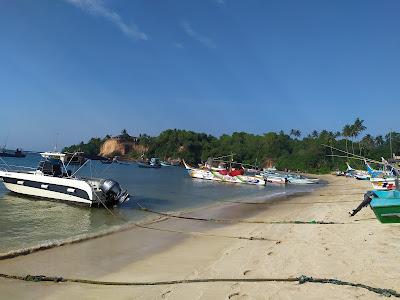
left=63, top=118, right=400, bottom=174
left=63, top=137, right=104, bottom=156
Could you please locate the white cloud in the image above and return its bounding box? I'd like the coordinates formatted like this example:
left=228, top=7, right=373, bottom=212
left=66, top=0, right=148, bottom=41
left=215, top=0, right=225, bottom=5
left=173, top=42, right=184, bottom=49
left=182, top=21, right=216, bottom=48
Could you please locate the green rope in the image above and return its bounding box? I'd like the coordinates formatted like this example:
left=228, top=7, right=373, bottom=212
left=0, top=273, right=398, bottom=297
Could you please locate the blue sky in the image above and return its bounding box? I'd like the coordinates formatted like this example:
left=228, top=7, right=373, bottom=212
left=1, top=0, right=400, bottom=150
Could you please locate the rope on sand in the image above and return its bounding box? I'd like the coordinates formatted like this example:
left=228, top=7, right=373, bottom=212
left=135, top=206, right=343, bottom=225
left=0, top=273, right=398, bottom=297
left=133, top=222, right=276, bottom=241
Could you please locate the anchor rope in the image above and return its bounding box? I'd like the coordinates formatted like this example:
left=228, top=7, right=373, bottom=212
left=0, top=273, right=398, bottom=297
left=134, top=204, right=344, bottom=225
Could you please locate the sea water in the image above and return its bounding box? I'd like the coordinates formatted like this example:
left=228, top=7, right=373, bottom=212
left=0, top=153, right=316, bottom=253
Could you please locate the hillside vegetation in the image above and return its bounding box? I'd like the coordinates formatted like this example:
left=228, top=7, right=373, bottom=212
left=63, top=119, right=400, bottom=173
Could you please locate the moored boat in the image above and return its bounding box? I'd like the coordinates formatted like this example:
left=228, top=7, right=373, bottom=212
left=370, top=177, right=396, bottom=190
left=370, top=190, right=400, bottom=223
left=0, top=148, right=26, bottom=158
left=0, top=152, right=130, bottom=206
left=138, top=157, right=161, bottom=168
left=260, top=171, right=318, bottom=184
left=183, top=160, right=266, bottom=186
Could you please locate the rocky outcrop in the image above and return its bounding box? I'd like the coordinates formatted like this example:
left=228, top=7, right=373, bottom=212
left=99, top=138, right=147, bottom=158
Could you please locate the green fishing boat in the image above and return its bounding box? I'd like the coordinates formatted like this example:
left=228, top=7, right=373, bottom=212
left=370, top=190, right=400, bottom=223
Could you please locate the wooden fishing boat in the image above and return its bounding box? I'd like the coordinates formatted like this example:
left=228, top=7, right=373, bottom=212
left=370, top=177, right=396, bottom=190
left=370, top=190, right=400, bottom=223
left=183, top=160, right=266, bottom=186
left=259, top=174, right=287, bottom=184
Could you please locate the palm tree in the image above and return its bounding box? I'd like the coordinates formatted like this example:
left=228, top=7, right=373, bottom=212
left=342, top=124, right=351, bottom=156
left=349, top=124, right=356, bottom=155
left=375, top=135, right=384, bottom=147
left=290, top=129, right=301, bottom=139
left=352, top=118, right=366, bottom=155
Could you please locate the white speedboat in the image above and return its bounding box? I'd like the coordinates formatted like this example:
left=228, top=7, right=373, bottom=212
left=0, top=152, right=130, bottom=207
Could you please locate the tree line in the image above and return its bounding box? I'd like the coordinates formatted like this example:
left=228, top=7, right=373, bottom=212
left=63, top=118, right=399, bottom=173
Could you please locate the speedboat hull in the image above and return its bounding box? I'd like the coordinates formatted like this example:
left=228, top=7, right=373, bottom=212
left=0, top=171, right=94, bottom=205
left=370, top=190, right=400, bottom=223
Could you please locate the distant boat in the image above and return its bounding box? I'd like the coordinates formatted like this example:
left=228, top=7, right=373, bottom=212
left=138, top=158, right=161, bottom=168
left=183, top=160, right=266, bottom=186
left=0, top=148, right=26, bottom=158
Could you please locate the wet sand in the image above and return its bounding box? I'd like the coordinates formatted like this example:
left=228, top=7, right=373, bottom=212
left=1, top=175, right=399, bottom=299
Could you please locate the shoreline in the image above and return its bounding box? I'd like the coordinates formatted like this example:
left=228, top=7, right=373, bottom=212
left=0, top=183, right=316, bottom=259
left=1, top=175, right=399, bottom=299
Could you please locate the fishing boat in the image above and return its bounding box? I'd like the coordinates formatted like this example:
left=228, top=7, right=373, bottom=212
left=370, top=177, right=397, bottom=190
left=370, top=190, right=400, bottom=223
left=259, top=173, right=287, bottom=184
left=0, top=148, right=26, bottom=158
left=345, top=163, right=370, bottom=179
left=138, top=158, right=161, bottom=168
left=183, top=160, right=266, bottom=186
left=286, top=174, right=319, bottom=184
left=260, top=171, right=318, bottom=184
left=0, top=152, right=130, bottom=207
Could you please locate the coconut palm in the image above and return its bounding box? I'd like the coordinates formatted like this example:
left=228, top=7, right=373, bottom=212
left=342, top=124, right=351, bottom=156
left=290, top=129, right=301, bottom=139
left=352, top=118, right=366, bottom=155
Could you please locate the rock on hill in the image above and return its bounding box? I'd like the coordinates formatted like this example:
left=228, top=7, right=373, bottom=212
left=99, top=138, right=147, bottom=158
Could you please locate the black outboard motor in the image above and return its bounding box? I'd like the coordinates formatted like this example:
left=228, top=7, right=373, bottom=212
left=100, top=179, right=130, bottom=205
left=349, top=191, right=377, bottom=217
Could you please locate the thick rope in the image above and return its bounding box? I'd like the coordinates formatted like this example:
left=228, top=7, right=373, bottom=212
left=0, top=273, right=398, bottom=297
left=135, top=206, right=343, bottom=225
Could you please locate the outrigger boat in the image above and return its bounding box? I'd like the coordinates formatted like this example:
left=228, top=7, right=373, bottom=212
left=346, top=163, right=370, bottom=180
left=370, top=177, right=396, bottom=190
left=0, top=152, right=130, bottom=207
left=260, top=171, right=318, bottom=184
left=183, top=160, right=266, bottom=186
left=370, top=190, right=400, bottom=223
left=351, top=190, right=400, bottom=223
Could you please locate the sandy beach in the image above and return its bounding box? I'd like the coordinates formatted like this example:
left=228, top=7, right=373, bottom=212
left=0, top=175, right=399, bottom=299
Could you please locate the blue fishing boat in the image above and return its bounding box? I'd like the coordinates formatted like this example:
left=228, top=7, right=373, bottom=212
left=370, top=190, right=400, bottom=223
